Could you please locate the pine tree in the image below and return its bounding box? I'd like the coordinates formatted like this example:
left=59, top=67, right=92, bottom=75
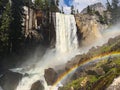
left=106, top=0, right=112, bottom=11
left=23, top=0, right=32, bottom=6
left=35, top=0, right=44, bottom=9
left=87, top=5, right=92, bottom=15
left=77, top=9, right=79, bottom=14
left=49, top=0, right=59, bottom=12
left=56, top=0, right=59, bottom=6
left=111, top=0, right=120, bottom=23
left=71, top=5, right=75, bottom=14
left=112, top=0, right=119, bottom=9
left=10, top=0, right=24, bottom=53
left=61, top=6, right=64, bottom=13
left=0, top=1, right=12, bottom=54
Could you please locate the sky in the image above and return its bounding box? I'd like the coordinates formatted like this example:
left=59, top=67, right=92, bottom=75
left=59, top=0, right=112, bottom=14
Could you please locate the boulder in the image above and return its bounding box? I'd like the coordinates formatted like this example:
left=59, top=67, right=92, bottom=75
left=0, top=70, right=22, bottom=90
left=44, top=68, right=58, bottom=85
left=30, top=80, right=44, bottom=90
left=107, top=76, right=120, bottom=90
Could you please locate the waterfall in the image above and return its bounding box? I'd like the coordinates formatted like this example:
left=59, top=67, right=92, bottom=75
left=56, top=13, right=78, bottom=53
left=15, top=13, right=78, bottom=90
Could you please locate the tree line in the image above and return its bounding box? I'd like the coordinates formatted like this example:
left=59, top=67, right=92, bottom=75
left=107, top=0, right=120, bottom=23
left=0, top=0, right=24, bottom=57
left=0, top=0, right=60, bottom=58
left=85, top=0, right=120, bottom=24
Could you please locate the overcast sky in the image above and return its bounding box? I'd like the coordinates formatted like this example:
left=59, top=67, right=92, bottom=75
left=59, top=0, right=112, bottom=14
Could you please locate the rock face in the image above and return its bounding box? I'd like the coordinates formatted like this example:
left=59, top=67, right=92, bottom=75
left=30, top=80, right=44, bottom=90
left=44, top=68, right=58, bottom=85
left=64, top=35, right=120, bottom=81
left=75, top=13, right=107, bottom=46
left=75, top=2, right=110, bottom=46
left=107, top=76, right=120, bottom=90
left=0, top=70, right=22, bottom=90
left=81, top=2, right=106, bottom=15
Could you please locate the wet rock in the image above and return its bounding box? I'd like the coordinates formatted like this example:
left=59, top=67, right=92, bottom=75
left=44, top=68, right=58, bottom=85
left=30, top=80, right=44, bottom=90
left=24, top=73, right=29, bottom=77
left=65, top=54, right=89, bottom=70
left=0, top=70, right=22, bottom=90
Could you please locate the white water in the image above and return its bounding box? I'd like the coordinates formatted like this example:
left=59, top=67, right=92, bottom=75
left=15, top=13, right=79, bottom=90
left=56, top=13, right=78, bottom=53
left=12, top=14, right=120, bottom=90
left=0, top=87, right=3, bottom=90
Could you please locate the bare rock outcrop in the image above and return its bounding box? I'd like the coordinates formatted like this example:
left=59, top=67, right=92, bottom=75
left=75, top=14, right=107, bottom=46
left=0, top=70, right=22, bottom=90
left=81, top=2, right=106, bottom=15
left=44, top=68, right=58, bottom=85
left=30, top=80, right=44, bottom=90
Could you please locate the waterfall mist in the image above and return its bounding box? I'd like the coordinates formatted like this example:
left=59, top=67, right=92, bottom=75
left=10, top=13, right=120, bottom=90
left=14, top=13, right=79, bottom=90
left=79, top=23, right=120, bottom=53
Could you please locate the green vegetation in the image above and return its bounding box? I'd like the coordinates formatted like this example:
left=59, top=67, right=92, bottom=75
left=106, top=0, right=120, bottom=24
left=0, top=0, right=24, bottom=55
left=86, top=0, right=120, bottom=24
left=0, top=1, right=12, bottom=54
left=86, top=5, right=108, bottom=24
left=112, top=0, right=119, bottom=9
left=34, top=0, right=59, bottom=12
left=89, top=38, right=120, bottom=57
left=61, top=77, right=85, bottom=90
left=10, top=0, right=24, bottom=53
left=61, top=35, right=120, bottom=90
left=87, top=5, right=93, bottom=15
left=61, top=56, right=120, bottom=90
left=106, top=0, right=112, bottom=11
left=0, top=0, right=60, bottom=57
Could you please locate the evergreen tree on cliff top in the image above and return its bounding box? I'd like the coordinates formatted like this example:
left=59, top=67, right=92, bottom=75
left=34, top=0, right=59, bottom=12
left=106, top=0, right=112, bottom=11
left=111, top=0, right=120, bottom=23
left=112, top=0, right=119, bottom=9
left=71, top=5, right=75, bottom=14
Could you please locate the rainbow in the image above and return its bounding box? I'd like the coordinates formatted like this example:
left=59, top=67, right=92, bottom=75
left=51, top=52, right=120, bottom=89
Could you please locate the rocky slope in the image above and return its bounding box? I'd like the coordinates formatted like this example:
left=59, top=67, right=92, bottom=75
left=81, top=2, right=106, bottom=15
left=75, top=2, right=112, bottom=47
left=59, top=35, right=120, bottom=90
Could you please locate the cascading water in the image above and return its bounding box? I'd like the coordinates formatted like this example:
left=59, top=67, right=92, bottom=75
left=15, top=13, right=79, bottom=90
left=56, top=13, right=78, bottom=53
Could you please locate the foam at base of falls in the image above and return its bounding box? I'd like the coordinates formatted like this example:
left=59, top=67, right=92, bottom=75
left=0, top=86, right=3, bottom=90
left=15, top=13, right=79, bottom=90
left=13, top=14, right=120, bottom=90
